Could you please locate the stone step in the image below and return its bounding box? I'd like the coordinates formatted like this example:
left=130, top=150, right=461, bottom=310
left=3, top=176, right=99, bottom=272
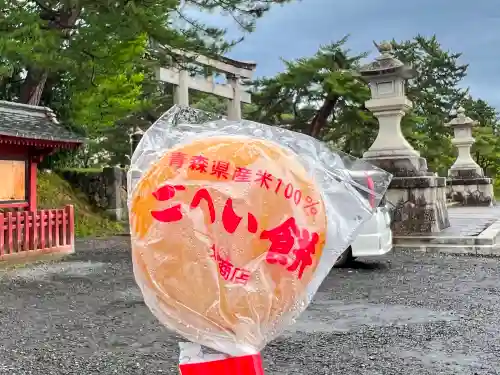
left=393, top=217, right=500, bottom=256
left=393, top=235, right=495, bottom=247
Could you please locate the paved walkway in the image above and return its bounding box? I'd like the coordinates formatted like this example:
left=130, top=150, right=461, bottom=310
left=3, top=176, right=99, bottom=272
left=1, top=238, right=500, bottom=374
left=445, top=206, right=500, bottom=236
left=394, top=206, right=500, bottom=254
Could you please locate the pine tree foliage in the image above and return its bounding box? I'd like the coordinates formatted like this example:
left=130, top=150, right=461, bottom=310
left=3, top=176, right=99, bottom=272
left=0, top=0, right=290, bottom=120
left=247, top=36, right=370, bottom=142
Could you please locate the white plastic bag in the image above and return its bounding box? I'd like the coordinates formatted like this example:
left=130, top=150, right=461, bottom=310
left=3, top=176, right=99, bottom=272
left=128, top=105, right=392, bottom=356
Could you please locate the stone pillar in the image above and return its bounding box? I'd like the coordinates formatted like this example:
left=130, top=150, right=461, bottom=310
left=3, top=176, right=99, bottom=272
left=446, top=107, right=494, bottom=206
left=103, top=167, right=127, bottom=221
left=130, top=127, right=144, bottom=157
left=174, top=68, right=190, bottom=106
left=360, top=41, right=449, bottom=234
left=227, top=73, right=242, bottom=120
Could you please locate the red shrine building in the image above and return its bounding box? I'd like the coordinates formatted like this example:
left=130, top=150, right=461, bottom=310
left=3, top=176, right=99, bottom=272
left=0, top=100, right=84, bottom=261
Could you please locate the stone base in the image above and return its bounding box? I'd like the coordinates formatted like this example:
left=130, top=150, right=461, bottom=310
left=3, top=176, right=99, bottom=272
left=105, top=208, right=126, bottom=221
left=393, top=208, right=500, bottom=256
left=447, top=177, right=495, bottom=206
left=385, top=176, right=450, bottom=235
left=362, top=155, right=433, bottom=177
left=448, top=168, right=483, bottom=179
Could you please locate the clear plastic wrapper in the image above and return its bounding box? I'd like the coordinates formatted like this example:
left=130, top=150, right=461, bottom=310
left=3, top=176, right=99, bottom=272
left=128, top=105, right=392, bottom=356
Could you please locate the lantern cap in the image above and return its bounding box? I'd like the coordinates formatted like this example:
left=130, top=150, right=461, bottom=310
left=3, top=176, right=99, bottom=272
left=446, top=107, right=478, bottom=128
left=360, top=40, right=415, bottom=79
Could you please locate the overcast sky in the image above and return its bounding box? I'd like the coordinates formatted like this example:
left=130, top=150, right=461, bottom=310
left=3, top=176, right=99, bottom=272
left=207, top=0, right=500, bottom=109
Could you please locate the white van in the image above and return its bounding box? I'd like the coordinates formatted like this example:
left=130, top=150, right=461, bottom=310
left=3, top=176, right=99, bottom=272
left=334, top=172, right=393, bottom=267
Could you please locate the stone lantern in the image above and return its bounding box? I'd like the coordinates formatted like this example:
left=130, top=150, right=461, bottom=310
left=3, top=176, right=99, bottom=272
left=359, top=41, right=450, bottom=234
left=359, top=41, right=428, bottom=176
left=446, top=107, right=482, bottom=177
left=446, top=107, right=494, bottom=206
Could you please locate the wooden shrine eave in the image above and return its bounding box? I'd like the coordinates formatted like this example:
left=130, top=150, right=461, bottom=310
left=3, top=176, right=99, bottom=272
left=0, top=134, right=82, bottom=149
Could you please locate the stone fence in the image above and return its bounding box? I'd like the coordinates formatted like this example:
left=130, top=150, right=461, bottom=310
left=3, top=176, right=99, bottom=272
left=60, top=167, right=127, bottom=221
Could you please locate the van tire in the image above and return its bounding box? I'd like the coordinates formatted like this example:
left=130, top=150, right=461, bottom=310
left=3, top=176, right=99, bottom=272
left=334, top=246, right=354, bottom=268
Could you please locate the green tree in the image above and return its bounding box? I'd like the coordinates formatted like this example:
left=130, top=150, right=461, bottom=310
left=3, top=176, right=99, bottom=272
left=391, top=35, right=469, bottom=173
left=248, top=36, right=370, bottom=142
left=99, top=81, right=176, bottom=166
left=0, top=0, right=290, bottom=166
left=69, top=35, right=150, bottom=137
left=247, top=34, right=500, bottom=174
left=190, top=91, right=229, bottom=115
left=0, top=0, right=288, bottom=105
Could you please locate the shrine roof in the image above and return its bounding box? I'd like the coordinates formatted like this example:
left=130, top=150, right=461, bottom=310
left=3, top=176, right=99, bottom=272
left=0, top=100, right=84, bottom=146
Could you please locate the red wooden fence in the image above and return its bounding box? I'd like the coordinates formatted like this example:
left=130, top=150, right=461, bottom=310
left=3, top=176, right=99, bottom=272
left=0, top=205, right=75, bottom=260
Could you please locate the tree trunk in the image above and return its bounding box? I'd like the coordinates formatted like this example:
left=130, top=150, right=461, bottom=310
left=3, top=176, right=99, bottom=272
left=308, top=96, right=338, bottom=139
left=20, top=69, right=48, bottom=105
left=19, top=5, right=81, bottom=106
left=475, top=152, right=487, bottom=172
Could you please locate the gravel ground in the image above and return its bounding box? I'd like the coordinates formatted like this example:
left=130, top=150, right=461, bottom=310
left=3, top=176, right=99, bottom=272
left=1, top=237, right=500, bottom=374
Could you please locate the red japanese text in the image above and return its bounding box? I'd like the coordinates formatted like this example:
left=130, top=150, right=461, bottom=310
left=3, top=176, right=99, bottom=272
left=151, top=185, right=259, bottom=234
left=211, top=160, right=231, bottom=179
left=165, top=152, right=319, bottom=216
left=260, top=217, right=319, bottom=279
left=210, top=245, right=251, bottom=285
left=189, top=155, right=209, bottom=173
left=150, top=184, right=319, bottom=280
left=169, top=152, right=187, bottom=169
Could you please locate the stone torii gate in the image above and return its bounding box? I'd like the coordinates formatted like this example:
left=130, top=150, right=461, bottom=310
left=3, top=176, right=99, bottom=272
left=130, top=50, right=257, bottom=156
left=155, top=48, right=257, bottom=120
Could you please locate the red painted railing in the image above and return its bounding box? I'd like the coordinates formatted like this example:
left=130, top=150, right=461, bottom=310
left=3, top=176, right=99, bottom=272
left=0, top=205, right=75, bottom=260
